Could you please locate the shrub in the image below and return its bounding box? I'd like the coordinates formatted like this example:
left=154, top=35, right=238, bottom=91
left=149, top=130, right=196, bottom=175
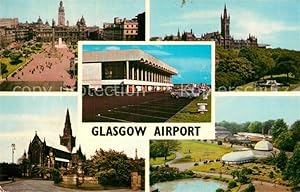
left=242, top=183, right=255, bottom=192
left=216, top=188, right=225, bottom=192
left=228, top=180, right=237, bottom=189
left=52, top=168, right=62, bottom=184
left=194, top=163, right=199, bottom=166
left=0, top=63, right=8, bottom=74
left=185, top=155, right=192, bottom=159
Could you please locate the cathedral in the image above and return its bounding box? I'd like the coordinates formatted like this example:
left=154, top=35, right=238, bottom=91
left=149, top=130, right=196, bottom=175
left=27, top=109, right=85, bottom=174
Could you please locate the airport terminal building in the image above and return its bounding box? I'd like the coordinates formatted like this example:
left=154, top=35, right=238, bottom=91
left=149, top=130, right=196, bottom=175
left=82, top=49, right=178, bottom=93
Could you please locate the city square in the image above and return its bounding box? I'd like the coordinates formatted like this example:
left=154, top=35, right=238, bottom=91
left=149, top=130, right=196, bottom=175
left=0, top=0, right=145, bottom=91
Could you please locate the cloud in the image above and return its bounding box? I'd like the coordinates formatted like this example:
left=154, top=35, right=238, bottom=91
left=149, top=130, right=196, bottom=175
left=104, top=46, right=121, bottom=51
left=232, top=10, right=300, bottom=39
left=144, top=49, right=172, bottom=56
left=0, top=114, right=57, bottom=123
left=165, top=57, right=211, bottom=73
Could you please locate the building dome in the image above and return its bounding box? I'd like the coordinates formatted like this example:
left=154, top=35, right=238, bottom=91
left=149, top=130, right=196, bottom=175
left=254, top=140, right=273, bottom=151
left=37, top=16, right=43, bottom=24
left=222, top=150, right=255, bottom=164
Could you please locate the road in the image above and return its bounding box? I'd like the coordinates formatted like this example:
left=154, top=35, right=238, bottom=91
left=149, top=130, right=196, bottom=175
left=1, top=180, right=139, bottom=192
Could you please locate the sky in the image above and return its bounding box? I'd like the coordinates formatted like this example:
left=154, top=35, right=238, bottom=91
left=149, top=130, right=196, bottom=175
left=0, top=96, right=78, bottom=163
left=0, top=96, right=146, bottom=163
left=83, top=44, right=212, bottom=84
left=216, top=96, right=300, bottom=126
left=151, top=0, right=300, bottom=50
left=0, top=0, right=144, bottom=26
left=77, top=128, right=147, bottom=159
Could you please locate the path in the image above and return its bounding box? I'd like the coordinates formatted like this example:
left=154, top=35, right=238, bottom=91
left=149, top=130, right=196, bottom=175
left=1, top=179, right=141, bottom=192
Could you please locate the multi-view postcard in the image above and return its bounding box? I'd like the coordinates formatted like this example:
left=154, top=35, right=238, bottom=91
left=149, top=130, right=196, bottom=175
left=81, top=43, right=212, bottom=123
left=0, top=0, right=300, bottom=192
left=0, top=0, right=145, bottom=91
left=151, top=0, right=300, bottom=92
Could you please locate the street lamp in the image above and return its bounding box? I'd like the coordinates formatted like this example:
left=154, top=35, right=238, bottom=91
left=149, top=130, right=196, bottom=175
left=11, top=144, right=15, bottom=164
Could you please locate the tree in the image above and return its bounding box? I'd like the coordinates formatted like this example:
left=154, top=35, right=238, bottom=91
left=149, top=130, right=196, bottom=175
left=0, top=63, right=8, bottom=75
left=290, top=120, right=300, bottom=142
left=9, top=52, right=22, bottom=65
left=275, top=53, right=298, bottom=82
left=86, top=148, right=144, bottom=187
left=284, top=145, right=300, bottom=188
left=2, top=49, right=11, bottom=57
left=262, top=120, right=275, bottom=135
left=275, top=131, right=296, bottom=152
left=150, top=140, right=180, bottom=161
left=271, top=119, right=288, bottom=140
left=275, top=150, right=288, bottom=171
left=248, top=121, right=263, bottom=133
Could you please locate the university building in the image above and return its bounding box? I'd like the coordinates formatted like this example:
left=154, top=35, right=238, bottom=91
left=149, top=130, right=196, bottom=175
left=27, top=109, right=85, bottom=173
left=159, top=5, right=268, bottom=49
left=82, top=49, right=178, bottom=93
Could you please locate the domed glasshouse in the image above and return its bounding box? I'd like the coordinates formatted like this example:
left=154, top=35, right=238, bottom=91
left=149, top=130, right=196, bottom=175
left=254, top=140, right=273, bottom=151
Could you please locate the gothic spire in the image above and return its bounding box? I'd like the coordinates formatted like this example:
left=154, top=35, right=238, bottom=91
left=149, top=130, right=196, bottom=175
left=224, top=4, right=228, bottom=18
left=64, top=108, right=72, bottom=136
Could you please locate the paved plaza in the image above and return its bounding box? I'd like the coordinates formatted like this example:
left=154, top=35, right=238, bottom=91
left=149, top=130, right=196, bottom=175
left=6, top=44, right=76, bottom=90
left=1, top=179, right=140, bottom=192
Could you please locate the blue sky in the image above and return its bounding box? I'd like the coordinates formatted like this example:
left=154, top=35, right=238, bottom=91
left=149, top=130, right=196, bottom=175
left=0, top=0, right=144, bottom=26
left=83, top=44, right=212, bottom=84
left=0, top=96, right=78, bottom=163
left=151, top=0, right=300, bottom=50
left=216, top=96, right=300, bottom=126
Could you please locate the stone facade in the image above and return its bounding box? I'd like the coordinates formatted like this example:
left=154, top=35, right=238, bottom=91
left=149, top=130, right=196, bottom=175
left=27, top=109, right=85, bottom=175
left=0, top=1, right=100, bottom=47
left=162, top=4, right=263, bottom=49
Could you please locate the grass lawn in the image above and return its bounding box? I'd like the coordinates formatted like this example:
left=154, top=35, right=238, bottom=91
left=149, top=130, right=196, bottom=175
left=192, top=161, right=288, bottom=185
left=191, top=162, right=223, bottom=172
left=236, top=74, right=300, bottom=91
left=177, top=140, right=233, bottom=163
left=0, top=57, right=28, bottom=77
left=150, top=153, right=176, bottom=165
left=167, top=95, right=211, bottom=122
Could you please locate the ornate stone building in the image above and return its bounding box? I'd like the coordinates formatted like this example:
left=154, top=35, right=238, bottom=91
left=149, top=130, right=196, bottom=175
left=27, top=109, right=85, bottom=173
left=0, top=0, right=100, bottom=47
left=58, top=1, right=65, bottom=27
left=161, top=5, right=265, bottom=49
left=0, top=1, right=145, bottom=47
left=103, top=17, right=138, bottom=41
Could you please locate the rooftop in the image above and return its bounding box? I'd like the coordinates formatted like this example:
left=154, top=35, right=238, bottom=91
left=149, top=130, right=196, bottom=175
left=83, top=49, right=178, bottom=75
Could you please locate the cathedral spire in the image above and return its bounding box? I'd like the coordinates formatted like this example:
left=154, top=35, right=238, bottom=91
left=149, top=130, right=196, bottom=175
left=60, top=108, right=76, bottom=153
left=64, top=108, right=72, bottom=135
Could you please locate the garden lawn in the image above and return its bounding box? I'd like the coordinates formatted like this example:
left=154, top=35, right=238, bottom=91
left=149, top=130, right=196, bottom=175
left=236, top=74, right=300, bottom=91
left=150, top=153, right=176, bottom=165
left=1, top=57, right=28, bottom=77
left=167, top=95, right=211, bottom=122
left=177, top=140, right=233, bottom=163
left=191, top=162, right=223, bottom=172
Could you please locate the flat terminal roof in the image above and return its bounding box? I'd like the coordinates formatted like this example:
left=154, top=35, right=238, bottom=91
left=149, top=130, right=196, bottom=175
left=83, top=49, right=178, bottom=75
